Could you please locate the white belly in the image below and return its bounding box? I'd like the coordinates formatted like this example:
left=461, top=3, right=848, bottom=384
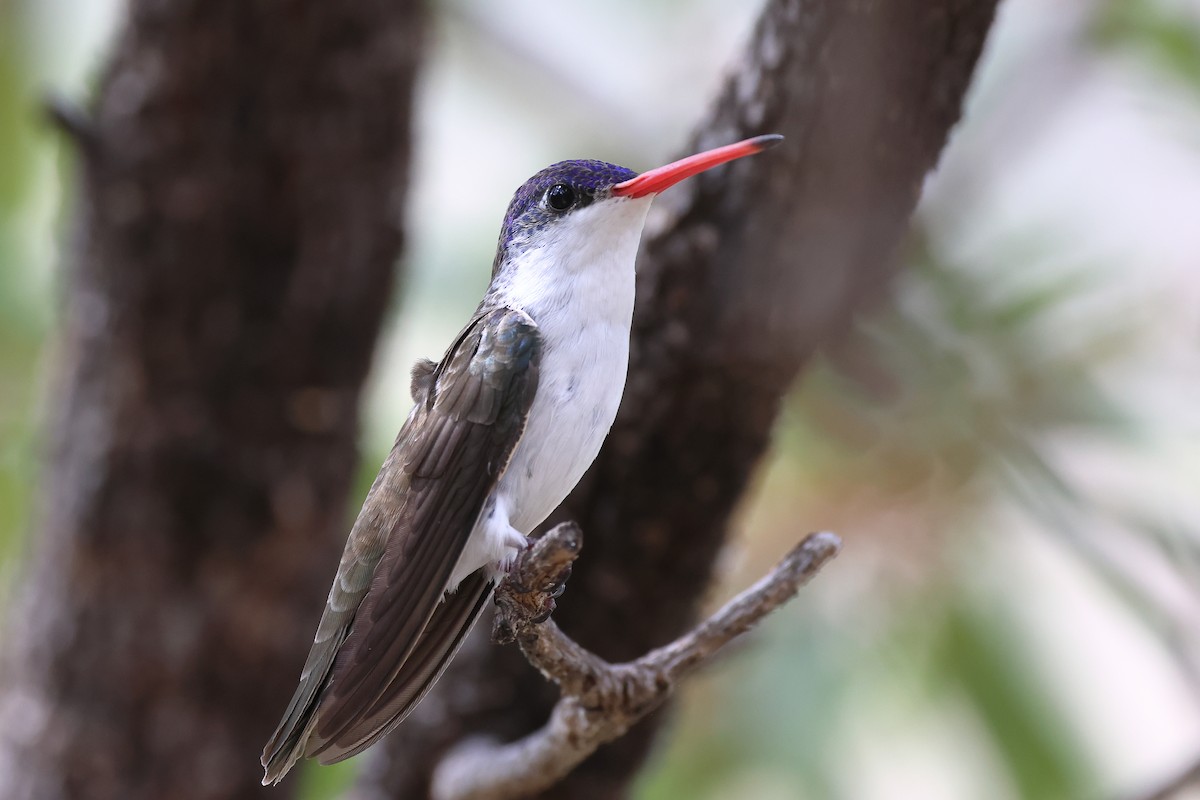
left=446, top=312, right=630, bottom=590
left=498, top=315, right=629, bottom=532
left=446, top=195, right=651, bottom=588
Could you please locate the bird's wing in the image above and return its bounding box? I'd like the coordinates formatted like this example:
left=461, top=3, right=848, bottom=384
left=261, top=306, right=540, bottom=783
left=309, top=569, right=493, bottom=765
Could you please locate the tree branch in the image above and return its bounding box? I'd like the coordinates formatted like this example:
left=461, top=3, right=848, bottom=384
left=430, top=526, right=841, bottom=800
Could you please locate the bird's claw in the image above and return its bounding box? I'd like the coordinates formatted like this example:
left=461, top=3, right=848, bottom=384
left=491, top=522, right=582, bottom=639
left=530, top=599, right=556, bottom=625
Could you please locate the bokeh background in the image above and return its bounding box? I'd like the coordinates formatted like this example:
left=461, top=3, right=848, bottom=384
left=2, top=0, right=1198, bottom=798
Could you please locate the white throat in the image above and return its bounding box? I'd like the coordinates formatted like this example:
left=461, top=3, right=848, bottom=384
left=494, top=195, right=653, bottom=321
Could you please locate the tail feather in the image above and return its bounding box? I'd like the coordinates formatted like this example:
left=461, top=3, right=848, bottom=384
left=260, top=603, right=356, bottom=784
left=260, top=571, right=493, bottom=784
left=261, top=711, right=320, bottom=786
left=306, top=572, right=493, bottom=764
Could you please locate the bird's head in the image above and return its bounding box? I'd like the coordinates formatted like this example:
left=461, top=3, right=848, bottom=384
left=491, top=134, right=782, bottom=278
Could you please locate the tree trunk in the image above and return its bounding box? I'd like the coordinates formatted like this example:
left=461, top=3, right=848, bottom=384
left=0, top=2, right=422, bottom=798
left=351, top=0, right=999, bottom=798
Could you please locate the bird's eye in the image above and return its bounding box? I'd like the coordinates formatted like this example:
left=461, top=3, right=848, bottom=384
left=545, top=183, right=576, bottom=212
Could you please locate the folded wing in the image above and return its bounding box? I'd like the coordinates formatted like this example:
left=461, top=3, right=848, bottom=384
left=261, top=306, right=541, bottom=783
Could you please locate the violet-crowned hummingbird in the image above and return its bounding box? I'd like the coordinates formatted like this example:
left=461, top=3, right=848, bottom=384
left=261, top=134, right=783, bottom=784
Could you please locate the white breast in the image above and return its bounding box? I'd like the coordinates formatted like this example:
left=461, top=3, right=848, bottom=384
left=496, top=196, right=652, bottom=532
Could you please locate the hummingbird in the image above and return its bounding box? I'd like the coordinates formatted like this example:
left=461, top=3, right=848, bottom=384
left=260, top=134, right=783, bottom=784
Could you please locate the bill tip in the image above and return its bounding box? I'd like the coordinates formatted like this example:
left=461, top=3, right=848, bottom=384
left=750, top=133, right=784, bottom=151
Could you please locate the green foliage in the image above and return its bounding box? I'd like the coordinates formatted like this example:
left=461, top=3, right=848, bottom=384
left=298, top=758, right=359, bottom=800
left=932, top=598, right=1094, bottom=800
left=789, top=232, right=1134, bottom=506
left=0, top=5, right=59, bottom=584
left=1095, top=0, right=1200, bottom=94
left=636, top=611, right=848, bottom=800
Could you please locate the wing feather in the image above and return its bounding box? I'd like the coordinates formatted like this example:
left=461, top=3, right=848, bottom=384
left=261, top=306, right=540, bottom=783
left=312, top=571, right=493, bottom=765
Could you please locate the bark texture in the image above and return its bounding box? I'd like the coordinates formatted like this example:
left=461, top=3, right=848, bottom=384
left=354, top=0, right=1000, bottom=798
left=0, top=2, right=422, bottom=798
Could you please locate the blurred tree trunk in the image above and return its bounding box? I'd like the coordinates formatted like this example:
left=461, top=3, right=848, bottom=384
left=0, top=2, right=422, bottom=799
left=352, top=1, right=999, bottom=799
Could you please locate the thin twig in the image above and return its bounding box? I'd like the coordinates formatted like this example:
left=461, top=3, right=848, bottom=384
left=431, top=526, right=841, bottom=800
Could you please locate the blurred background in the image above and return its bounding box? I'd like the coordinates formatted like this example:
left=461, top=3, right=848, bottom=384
left=2, top=0, right=1198, bottom=798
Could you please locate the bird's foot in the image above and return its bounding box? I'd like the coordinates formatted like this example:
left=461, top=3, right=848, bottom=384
left=491, top=522, right=582, bottom=643
left=497, top=529, right=530, bottom=574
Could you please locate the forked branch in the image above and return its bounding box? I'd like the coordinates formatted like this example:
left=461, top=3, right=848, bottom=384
left=431, top=525, right=842, bottom=800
